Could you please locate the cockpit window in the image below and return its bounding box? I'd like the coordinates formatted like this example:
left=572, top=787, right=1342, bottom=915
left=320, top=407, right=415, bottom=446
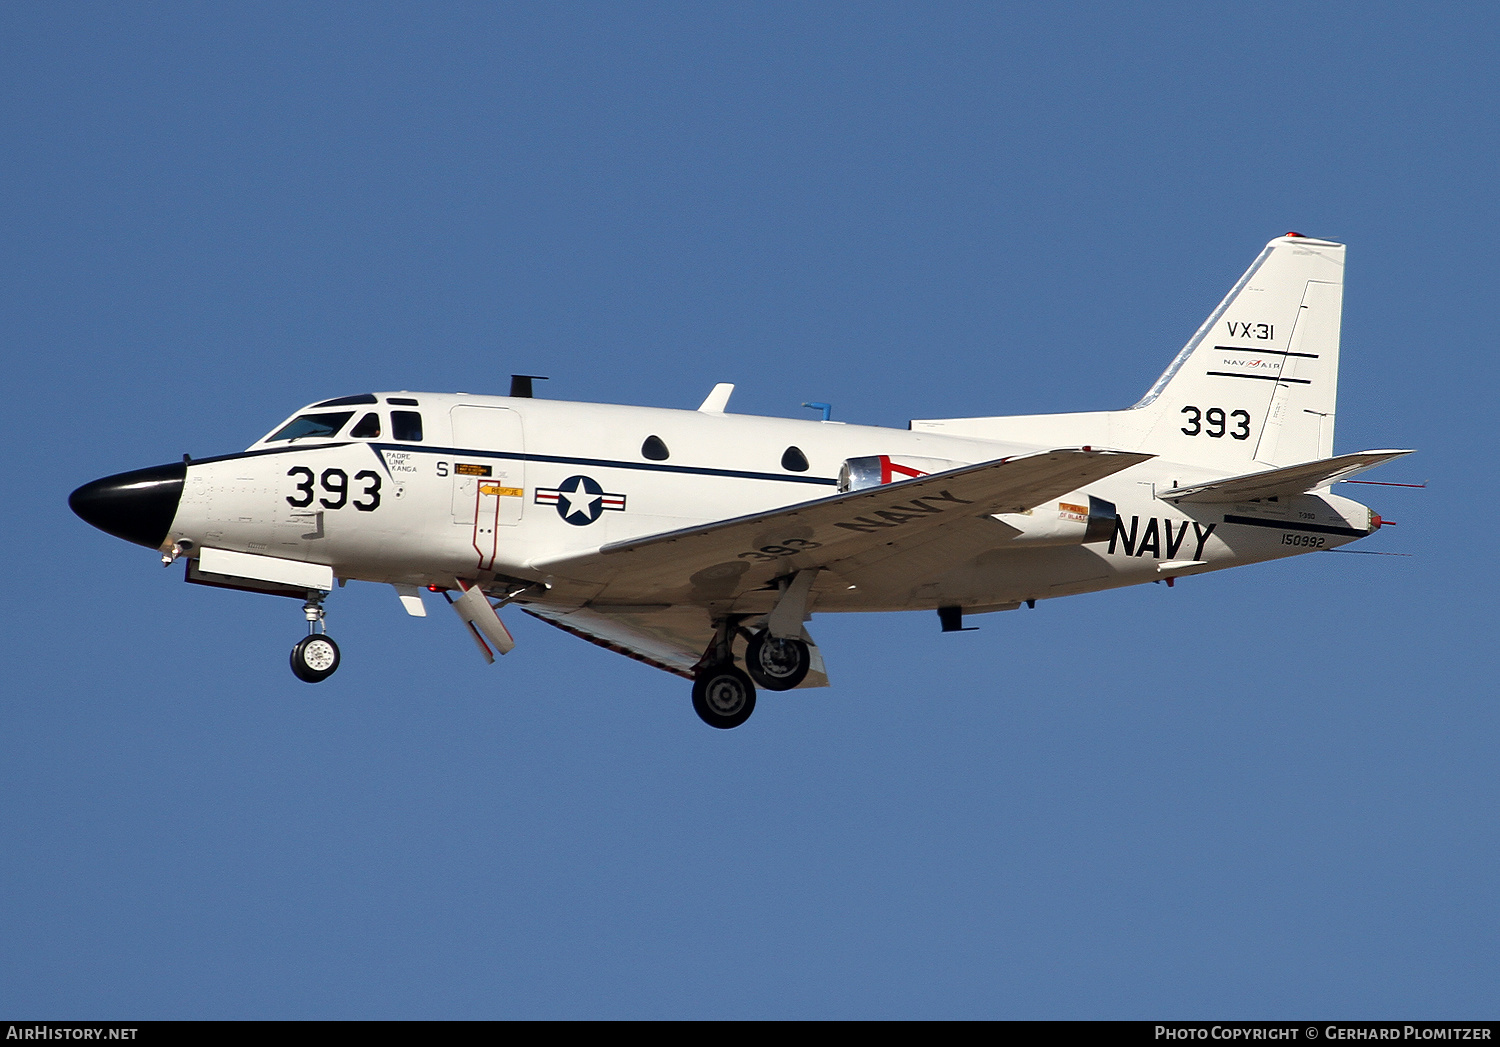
left=266, top=411, right=355, bottom=442
left=391, top=411, right=423, bottom=442
left=311, top=394, right=377, bottom=408
left=350, top=412, right=382, bottom=439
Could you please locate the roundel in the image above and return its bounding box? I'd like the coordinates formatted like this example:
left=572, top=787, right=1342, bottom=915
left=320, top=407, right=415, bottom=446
left=535, top=474, right=627, bottom=525
left=554, top=475, right=605, bottom=525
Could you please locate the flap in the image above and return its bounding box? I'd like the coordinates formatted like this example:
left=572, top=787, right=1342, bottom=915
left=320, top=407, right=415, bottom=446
left=523, top=603, right=830, bottom=687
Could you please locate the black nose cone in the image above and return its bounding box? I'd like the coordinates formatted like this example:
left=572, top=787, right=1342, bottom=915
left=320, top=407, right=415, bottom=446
left=69, top=461, right=186, bottom=550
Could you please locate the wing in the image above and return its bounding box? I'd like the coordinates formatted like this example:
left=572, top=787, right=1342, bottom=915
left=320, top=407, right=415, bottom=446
left=528, top=447, right=1151, bottom=603
left=523, top=603, right=830, bottom=687
left=1159, top=449, right=1414, bottom=504
left=523, top=603, right=708, bottom=677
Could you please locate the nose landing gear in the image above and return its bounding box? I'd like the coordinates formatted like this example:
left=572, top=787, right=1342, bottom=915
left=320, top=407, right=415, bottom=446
left=290, top=591, right=340, bottom=683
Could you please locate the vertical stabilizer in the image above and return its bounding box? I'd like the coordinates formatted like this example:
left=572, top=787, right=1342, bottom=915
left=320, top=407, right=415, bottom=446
left=1131, top=234, right=1344, bottom=469
left=909, top=235, right=1347, bottom=468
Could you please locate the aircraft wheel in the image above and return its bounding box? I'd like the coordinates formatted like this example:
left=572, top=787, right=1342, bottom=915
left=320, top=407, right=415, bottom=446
left=744, top=633, right=810, bottom=691
left=290, top=634, right=341, bottom=683
left=691, top=664, right=756, bottom=729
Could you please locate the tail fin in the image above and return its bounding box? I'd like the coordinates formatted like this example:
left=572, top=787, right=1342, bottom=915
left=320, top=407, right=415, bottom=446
left=1130, top=233, right=1344, bottom=469
left=909, top=234, right=1347, bottom=468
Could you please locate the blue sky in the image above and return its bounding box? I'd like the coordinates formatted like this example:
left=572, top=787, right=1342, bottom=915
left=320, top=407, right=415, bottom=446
left=2, top=3, right=1495, bottom=1018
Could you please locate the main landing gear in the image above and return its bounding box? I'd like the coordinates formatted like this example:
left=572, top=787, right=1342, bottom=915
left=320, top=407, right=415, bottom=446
left=290, top=591, right=340, bottom=683
left=744, top=631, right=811, bottom=691
left=690, top=619, right=812, bottom=729
left=692, top=663, right=757, bottom=730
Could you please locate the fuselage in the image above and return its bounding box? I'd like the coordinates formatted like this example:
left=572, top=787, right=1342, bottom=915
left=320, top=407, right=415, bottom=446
left=103, top=390, right=1378, bottom=619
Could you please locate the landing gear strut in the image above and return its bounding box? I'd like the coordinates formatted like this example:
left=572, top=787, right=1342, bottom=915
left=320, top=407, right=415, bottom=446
left=290, top=591, right=340, bottom=683
left=690, top=616, right=757, bottom=729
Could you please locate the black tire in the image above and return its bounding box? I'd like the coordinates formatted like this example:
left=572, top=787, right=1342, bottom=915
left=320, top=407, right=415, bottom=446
left=290, top=634, right=341, bottom=683
left=744, top=633, right=810, bottom=691
left=691, top=664, right=757, bottom=729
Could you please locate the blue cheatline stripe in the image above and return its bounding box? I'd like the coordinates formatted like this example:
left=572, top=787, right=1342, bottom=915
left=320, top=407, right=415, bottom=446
left=391, top=444, right=838, bottom=485
left=1222, top=514, right=1364, bottom=537
left=191, top=441, right=839, bottom=486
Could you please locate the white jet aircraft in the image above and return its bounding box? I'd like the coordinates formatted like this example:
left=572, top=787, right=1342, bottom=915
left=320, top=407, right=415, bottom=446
left=72, top=234, right=1411, bottom=728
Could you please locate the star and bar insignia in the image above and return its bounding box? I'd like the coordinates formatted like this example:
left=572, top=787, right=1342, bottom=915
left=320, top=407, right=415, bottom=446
left=534, top=475, right=627, bottom=526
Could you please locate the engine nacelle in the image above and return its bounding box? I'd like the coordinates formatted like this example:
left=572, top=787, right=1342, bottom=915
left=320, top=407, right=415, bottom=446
left=993, top=494, right=1118, bottom=546
left=837, top=455, right=968, bottom=493
left=838, top=455, right=1117, bottom=548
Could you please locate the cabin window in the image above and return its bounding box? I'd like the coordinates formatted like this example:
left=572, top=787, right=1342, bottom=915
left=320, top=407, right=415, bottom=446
left=641, top=435, right=670, bottom=461
left=781, top=445, right=809, bottom=472
left=391, top=411, right=423, bottom=442
left=350, top=412, right=382, bottom=439
left=267, top=411, right=354, bottom=442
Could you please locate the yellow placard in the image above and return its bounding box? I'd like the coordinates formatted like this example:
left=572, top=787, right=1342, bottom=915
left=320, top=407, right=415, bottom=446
left=479, top=485, right=523, bottom=497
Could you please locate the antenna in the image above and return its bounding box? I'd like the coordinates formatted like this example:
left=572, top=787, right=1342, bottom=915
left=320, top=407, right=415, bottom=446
left=509, top=375, right=549, bottom=398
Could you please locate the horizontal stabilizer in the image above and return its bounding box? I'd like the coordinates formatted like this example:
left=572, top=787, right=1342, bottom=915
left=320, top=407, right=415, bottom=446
left=1159, top=449, right=1414, bottom=504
